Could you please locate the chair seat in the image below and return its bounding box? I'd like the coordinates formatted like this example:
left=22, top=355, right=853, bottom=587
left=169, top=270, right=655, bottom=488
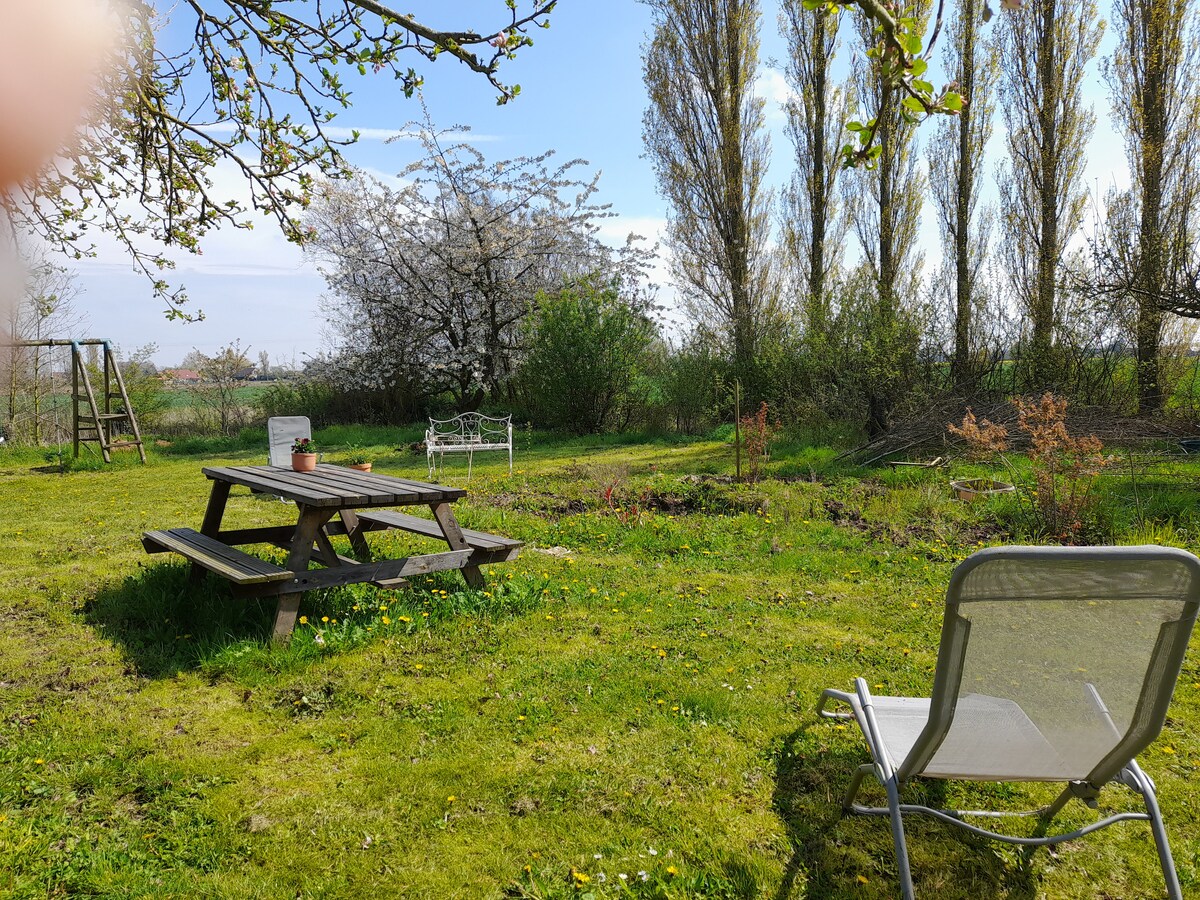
left=872, top=693, right=1077, bottom=780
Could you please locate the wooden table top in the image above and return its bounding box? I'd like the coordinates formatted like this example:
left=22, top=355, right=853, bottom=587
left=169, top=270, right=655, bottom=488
left=201, top=464, right=467, bottom=508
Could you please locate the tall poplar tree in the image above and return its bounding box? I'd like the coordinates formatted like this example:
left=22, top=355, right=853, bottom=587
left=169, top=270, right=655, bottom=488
left=997, top=0, right=1103, bottom=389
left=848, top=2, right=927, bottom=435
left=1108, top=0, right=1200, bottom=412
left=780, top=0, right=851, bottom=332
left=927, top=0, right=999, bottom=392
left=643, top=0, right=774, bottom=394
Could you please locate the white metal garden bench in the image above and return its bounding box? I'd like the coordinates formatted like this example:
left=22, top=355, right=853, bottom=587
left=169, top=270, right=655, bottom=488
left=425, top=412, right=513, bottom=479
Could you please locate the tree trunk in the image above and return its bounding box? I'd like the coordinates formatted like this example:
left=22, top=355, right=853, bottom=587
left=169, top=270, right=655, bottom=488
left=807, top=12, right=830, bottom=327
left=1135, top=0, right=1168, bottom=414
left=952, top=0, right=976, bottom=392
left=868, top=86, right=898, bottom=439
left=1031, top=0, right=1059, bottom=389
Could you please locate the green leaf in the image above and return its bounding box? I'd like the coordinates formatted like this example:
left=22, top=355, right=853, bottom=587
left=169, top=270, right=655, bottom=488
left=902, top=96, right=925, bottom=112
left=902, top=32, right=923, bottom=55
left=846, top=121, right=865, bottom=132
left=942, top=92, right=964, bottom=111
left=913, top=79, right=934, bottom=94
left=909, top=58, right=928, bottom=77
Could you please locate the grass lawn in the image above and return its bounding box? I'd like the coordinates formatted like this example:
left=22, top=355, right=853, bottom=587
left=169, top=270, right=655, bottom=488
left=1, top=430, right=1199, bottom=898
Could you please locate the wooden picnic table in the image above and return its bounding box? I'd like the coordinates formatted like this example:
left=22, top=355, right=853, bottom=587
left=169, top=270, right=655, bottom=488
left=142, top=464, right=521, bottom=640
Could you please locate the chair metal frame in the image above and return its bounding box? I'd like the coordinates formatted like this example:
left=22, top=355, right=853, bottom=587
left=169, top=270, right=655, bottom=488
left=425, top=412, right=512, bottom=480
left=818, top=545, right=1200, bottom=900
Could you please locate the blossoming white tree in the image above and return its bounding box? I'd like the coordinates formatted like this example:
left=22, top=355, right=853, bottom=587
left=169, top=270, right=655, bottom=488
left=305, top=127, right=655, bottom=411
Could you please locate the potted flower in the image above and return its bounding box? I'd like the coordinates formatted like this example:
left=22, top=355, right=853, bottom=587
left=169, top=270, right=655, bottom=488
left=291, top=437, right=318, bottom=472
left=344, top=446, right=372, bottom=473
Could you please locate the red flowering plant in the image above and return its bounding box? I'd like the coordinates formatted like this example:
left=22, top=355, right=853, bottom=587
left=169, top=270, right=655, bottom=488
left=739, top=402, right=780, bottom=484
left=291, top=437, right=317, bottom=454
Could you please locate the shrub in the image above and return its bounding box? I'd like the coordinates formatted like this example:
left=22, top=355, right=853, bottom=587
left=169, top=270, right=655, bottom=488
left=738, top=401, right=779, bottom=483
left=950, top=392, right=1111, bottom=542
left=518, top=278, right=657, bottom=434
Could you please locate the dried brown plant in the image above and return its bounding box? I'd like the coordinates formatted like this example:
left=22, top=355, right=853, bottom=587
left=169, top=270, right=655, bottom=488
left=948, top=393, right=1111, bottom=542
left=947, top=409, right=1010, bottom=460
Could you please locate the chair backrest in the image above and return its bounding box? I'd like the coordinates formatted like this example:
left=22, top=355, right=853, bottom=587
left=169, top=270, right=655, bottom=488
left=427, top=412, right=511, bottom=442
left=267, top=416, right=311, bottom=467
left=901, top=545, right=1200, bottom=785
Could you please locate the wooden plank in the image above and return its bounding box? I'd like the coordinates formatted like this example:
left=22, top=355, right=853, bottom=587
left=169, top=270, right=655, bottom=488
left=200, top=480, right=232, bottom=536
left=309, top=464, right=428, bottom=502
left=142, top=528, right=293, bottom=585
left=312, top=529, right=343, bottom=567
left=211, top=525, right=297, bottom=546
left=203, top=466, right=348, bottom=507
left=194, top=479, right=232, bottom=584
left=250, top=549, right=473, bottom=595
left=255, top=466, right=376, bottom=505
left=356, top=509, right=522, bottom=550
left=339, top=509, right=371, bottom=558
left=430, top=502, right=485, bottom=589
left=387, top=476, right=468, bottom=501
left=464, top=547, right=522, bottom=566
left=272, top=507, right=335, bottom=640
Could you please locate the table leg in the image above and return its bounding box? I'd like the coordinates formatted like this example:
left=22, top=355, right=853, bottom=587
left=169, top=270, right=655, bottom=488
left=272, top=506, right=335, bottom=641
left=430, top=502, right=484, bottom=589
left=312, top=529, right=342, bottom=567
left=190, top=480, right=232, bottom=583
left=339, top=509, right=371, bottom=559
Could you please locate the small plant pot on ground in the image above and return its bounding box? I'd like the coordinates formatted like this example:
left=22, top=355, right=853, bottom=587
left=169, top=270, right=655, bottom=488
left=291, top=452, right=317, bottom=472
left=950, top=477, right=1015, bottom=502
left=348, top=462, right=372, bottom=472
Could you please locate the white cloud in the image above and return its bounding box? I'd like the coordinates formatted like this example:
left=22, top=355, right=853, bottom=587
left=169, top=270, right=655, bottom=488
left=596, top=215, right=668, bottom=246
left=196, top=123, right=500, bottom=142
left=755, top=68, right=796, bottom=123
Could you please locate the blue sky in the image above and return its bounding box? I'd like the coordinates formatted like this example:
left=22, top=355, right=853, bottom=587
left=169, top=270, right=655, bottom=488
left=63, top=1, right=1124, bottom=367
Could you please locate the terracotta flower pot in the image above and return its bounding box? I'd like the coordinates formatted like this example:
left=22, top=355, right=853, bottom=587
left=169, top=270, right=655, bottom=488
left=348, top=462, right=372, bottom=472
left=950, top=477, right=1015, bottom=502
left=291, top=452, right=317, bottom=472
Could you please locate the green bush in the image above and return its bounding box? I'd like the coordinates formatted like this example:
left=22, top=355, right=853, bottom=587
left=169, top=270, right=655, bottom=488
left=518, top=278, right=657, bottom=433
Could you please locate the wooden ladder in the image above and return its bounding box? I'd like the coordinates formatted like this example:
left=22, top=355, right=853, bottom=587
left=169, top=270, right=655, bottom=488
left=72, top=340, right=147, bottom=463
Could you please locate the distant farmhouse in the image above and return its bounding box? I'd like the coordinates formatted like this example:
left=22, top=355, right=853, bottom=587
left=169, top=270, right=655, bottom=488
left=161, top=368, right=201, bottom=384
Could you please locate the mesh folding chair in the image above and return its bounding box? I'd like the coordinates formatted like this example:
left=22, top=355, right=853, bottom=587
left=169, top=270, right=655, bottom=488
left=818, top=545, right=1200, bottom=900
left=267, top=416, right=312, bottom=467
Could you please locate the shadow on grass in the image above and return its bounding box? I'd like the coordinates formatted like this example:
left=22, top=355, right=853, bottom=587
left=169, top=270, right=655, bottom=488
left=770, top=725, right=1039, bottom=899
left=83, top=563, right=277, bottom=678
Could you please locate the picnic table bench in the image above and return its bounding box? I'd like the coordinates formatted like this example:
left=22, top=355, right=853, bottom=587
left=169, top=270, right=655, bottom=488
left=426, top=412, right=513, bottom=479
left=142, top=464, right=521, bottom=639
